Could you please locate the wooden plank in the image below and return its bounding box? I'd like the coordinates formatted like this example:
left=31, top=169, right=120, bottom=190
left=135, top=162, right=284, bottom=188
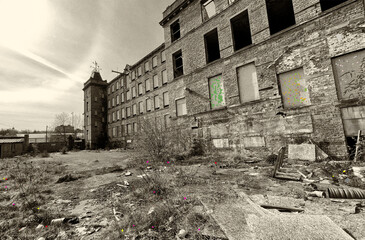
left=260, top=204, right=304, bottom=212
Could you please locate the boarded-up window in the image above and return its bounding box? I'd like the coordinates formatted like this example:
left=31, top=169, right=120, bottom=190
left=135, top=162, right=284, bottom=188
left=164, top=114, right=170, bottom=128
left=122, top=108, right=126, bottom=119
left=161, top=50, right=166, bottom=62
left=153, top=75, right=159, bottom=88
left=113, top=127, right=116, bottom=137
left=162, top=70, right=168, bottom=84
left=154, top=95, right=160, bottom=109
left=332, top=50, right=365, bottom=100
left=131, top=71, right=135, bottom=80
left=112, top=97, right=115, bottom=107
left=133, top=122, right=138, bottom=133
left=265, top=0, right=296, bottom=35
left=202, top=0, right=216, bottom=21
left=279, top=68, right=311, bottom=108
left=137, top=66, right=142, bottom=76
left=117, top=110, right=120, bottom=120
left=176, top=98, right=187, bottom=116
left=139, top=101, right=144, bottom=113
left=116, top=95, right=119, bottom=104
left=144, top=61, right=149, bottom=72
left=132, top=86, right=136, bottom=98
left=146, top=79, right=151, bottom=92
left=237, top=63, right=260, bottom=103
left=152, top=56, right=158, bottom=67
left=112, top=84, right=115, bottom=92
left=121, top=93, right=125, bottom=103
left=127, top=107, right=131, bottom=117
left=127, top=91, right=131, bottom=100
left=209, top=75, right=225, bottom=109
left=112, top=112, right=116, bottom=121
left=138, top=83, right=143, bottom=95
left=163, top=92, right=169, bottom=107
left=116, top=81, right=119, bottom=89
left=133, top=104, right=137, bottom=115
left=127, top=124, right=132, bottom=135
left=108, top=100, right=111, bottom=108
left=146, top=98, right=152, bottom=112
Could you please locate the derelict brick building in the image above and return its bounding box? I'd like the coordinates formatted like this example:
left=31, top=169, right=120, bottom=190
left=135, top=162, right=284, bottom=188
left=84, top=0, right=365, bottom=158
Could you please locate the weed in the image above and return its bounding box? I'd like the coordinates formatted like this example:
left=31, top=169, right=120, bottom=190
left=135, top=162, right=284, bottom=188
left=40, top=150, right=50, bottom=158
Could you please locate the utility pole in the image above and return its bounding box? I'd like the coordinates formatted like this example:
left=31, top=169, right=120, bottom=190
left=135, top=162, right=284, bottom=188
left=46, top=125, right=48, bottom=143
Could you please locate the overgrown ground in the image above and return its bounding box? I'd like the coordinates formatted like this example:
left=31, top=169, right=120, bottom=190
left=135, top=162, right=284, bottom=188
left=1, top=150, right=365, bottom=239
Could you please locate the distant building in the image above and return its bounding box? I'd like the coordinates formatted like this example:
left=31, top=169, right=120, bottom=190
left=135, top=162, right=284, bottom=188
left=0, top=135, right=29, bottom=158
left=84, top=0, right=365, bottom=158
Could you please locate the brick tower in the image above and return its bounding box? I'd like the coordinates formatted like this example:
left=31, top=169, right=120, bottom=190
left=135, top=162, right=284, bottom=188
left=83, top=64, right=108, bottom=149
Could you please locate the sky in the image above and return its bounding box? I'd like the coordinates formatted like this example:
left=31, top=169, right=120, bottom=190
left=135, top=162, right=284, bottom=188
left=0, top=0, right=174, bottom=131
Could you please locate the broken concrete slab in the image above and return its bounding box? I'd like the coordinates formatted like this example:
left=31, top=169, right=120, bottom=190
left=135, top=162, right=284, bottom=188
left=288, top=144, right=316, bottom=161
left=51, top=218, right=65, bottom=225
left=246, top=214, right=353, bottom=240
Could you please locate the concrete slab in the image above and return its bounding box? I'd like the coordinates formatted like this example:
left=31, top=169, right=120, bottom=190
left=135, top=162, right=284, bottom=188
left=288, top=144, right=316, bottom=161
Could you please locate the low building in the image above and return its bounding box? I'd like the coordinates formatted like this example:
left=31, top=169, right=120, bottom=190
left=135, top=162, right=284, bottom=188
left=0, top=135, right=29, bottom=158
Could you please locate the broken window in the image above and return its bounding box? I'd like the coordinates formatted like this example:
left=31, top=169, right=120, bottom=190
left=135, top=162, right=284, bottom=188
left=133, top=122, right=138, bottom=134
left=202, top=0, right=216, bottom=21
left=127, top=107, right=131, bottom=117
left=173, top=50, right=184, bottom=78
left=132, top=104, right=137, bottom=115
left=161, top=50, right=166, bottom=62
left=121, top=92, right=125, bottom=103
left=236, top=63, right=260, bottom=103
left=139, top=101, right=144, bottom=113
left=332, top=49, right=365, bottom=101
left=146, top=98, right=152, bottom=112
left=144, top=61, right=149, bottom=72
left=163, top=91, right=169, bottom=107
left=138, top=83, right=143, bottom=95
left=176, top=98, right=187, bottom=116
left=278, top=68, right=311, bottom=108
left=204, top=28, right=221, bottom=63
left=122, top=108, right=126, bottom=119
left=145, top=79, right=151, bottom=92
left=162, top=70, right=168, bottom=84
left=170, top=19, right=181, bottom=42
left=320, top=0, right=349, bottom=11
left=265, top=0, right=296, bottom=35
left=152, top=56, right=158, bottom=68
left=132, top=86, right=136, bottom=98
left=153, top=75, right=159, bottom=88
left=231, top=10, right=252, bottom=51
left=209, top=75, right=226, bottom=109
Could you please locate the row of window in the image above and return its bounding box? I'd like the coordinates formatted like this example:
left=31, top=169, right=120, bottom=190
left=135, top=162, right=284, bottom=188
left=108, top=70, right=168, bottom=109
left=170, top=0, right=350, bottom=68
left=110, top=114, right=171, bottom=137
left=129, top=51, right=166, bottom=81
left=108, top=92, right=171, bottom=123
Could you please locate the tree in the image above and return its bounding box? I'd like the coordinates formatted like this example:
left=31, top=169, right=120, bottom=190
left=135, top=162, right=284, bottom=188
left=53, top=112, right=71, bottom=143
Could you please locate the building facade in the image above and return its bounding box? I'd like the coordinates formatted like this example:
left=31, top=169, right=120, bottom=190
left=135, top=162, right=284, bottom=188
left=84, top=0, right=365, bottom=158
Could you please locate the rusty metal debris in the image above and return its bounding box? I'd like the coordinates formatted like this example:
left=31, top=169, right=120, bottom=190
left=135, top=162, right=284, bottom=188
left=325, top=188, right=365, bottom=199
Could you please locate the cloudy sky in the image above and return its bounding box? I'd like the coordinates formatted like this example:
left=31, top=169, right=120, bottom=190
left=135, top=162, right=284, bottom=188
left=0, top=0, right=174, bottom=131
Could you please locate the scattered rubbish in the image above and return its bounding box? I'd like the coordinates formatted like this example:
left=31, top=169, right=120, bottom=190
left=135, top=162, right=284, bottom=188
left=303, top=179, right=316, bottom=184
left=331, top=199, right=345, bottom=203
left=177, top=229, right=187, bottom=238
left=148, top=207, right=155, bottom=215
left=307, top=191, right=324, bottom=198
left=19, top=226, right=27, bottom=232
left=117, top=184, right=127, bottom=188
left=354, top=130, right=362, bottom=162
left=320, top=180, right=332, bottom=185
left=35, top=224, right=44, bottom=230
left=64, top=217, right=79, bottom=224
left=56, top=174, right=78, bottom=183
left=271, top=147, right=303, bottom=181
left=147, top=166, right=152, bottom=170
left=37, top=238, right=45, bottom=240
left=297, top=170, right=307, bottom=179
left=124, top=180, right=130, bottom=186
left=355, top=202, right=365, bottom=214
left=260, top=204, right=304, bottom=212
left=352, top=167, right=365, bottom=182
left=325, top=188, right=365, bottom=199
left=288, top=144, right=316, bottom=161
left=57, top=231, right=67, bottom=239
left=51, top=218, right=65, bottom=224
left=125, top=171, right=132, bottom=176
left=89, top=189, right=97, bottom=193
left=113, top=208, right=121, bottom=221
left=309, top=139, right=329, bottom=161
left=137, top=174, right=147, bottom=178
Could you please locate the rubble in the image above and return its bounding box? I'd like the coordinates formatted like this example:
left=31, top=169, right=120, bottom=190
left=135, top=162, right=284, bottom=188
left=125, top=171, right=132, bottom=176
left=51, top=218, right=65, bottom=225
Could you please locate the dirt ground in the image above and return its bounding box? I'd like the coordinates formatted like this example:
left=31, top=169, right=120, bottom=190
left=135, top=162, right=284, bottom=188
left=1, top=150, right=365, bottom=239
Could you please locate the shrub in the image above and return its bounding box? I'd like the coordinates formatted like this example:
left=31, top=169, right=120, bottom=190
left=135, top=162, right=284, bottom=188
left=41, top=150, right=49, bottom=158
left=265, top=154, right=277, bottom=165
left=60, top=146, right=67, bottom=154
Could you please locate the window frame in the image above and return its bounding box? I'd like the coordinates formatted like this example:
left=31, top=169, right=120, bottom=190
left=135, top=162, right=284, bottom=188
left=170, top=19, right=181, bottom=42
left=173, top=50, right=183, bottom=78
left=176, top=97, right=187, bottom=117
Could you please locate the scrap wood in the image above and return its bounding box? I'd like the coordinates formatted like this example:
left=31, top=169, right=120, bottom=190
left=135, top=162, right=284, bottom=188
left=275, top=172, right=302, bottom=181
left=260, top=204, right=304, bottom=212
left=272, top=147, right=286, bottom=178
left=297, top=170, right=307, bottom=179
left=354, top=130, right=362, bottom=162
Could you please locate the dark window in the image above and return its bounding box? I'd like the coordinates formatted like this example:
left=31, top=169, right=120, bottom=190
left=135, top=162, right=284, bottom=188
left=265, top=0, right=296, bottom=35
left=204, top=28, right=221, bottom=63
left=231, top=10, right=252, bottom=51
left=170, top=19, right=181, bottom=42
left=320, top=0, right=349, bottom=11
left=173, top=50, right=184, bottom=78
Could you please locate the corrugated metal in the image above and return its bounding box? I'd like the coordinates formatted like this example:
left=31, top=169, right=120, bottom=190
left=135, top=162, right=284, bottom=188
left=0, top=139, right=24, bottom=144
